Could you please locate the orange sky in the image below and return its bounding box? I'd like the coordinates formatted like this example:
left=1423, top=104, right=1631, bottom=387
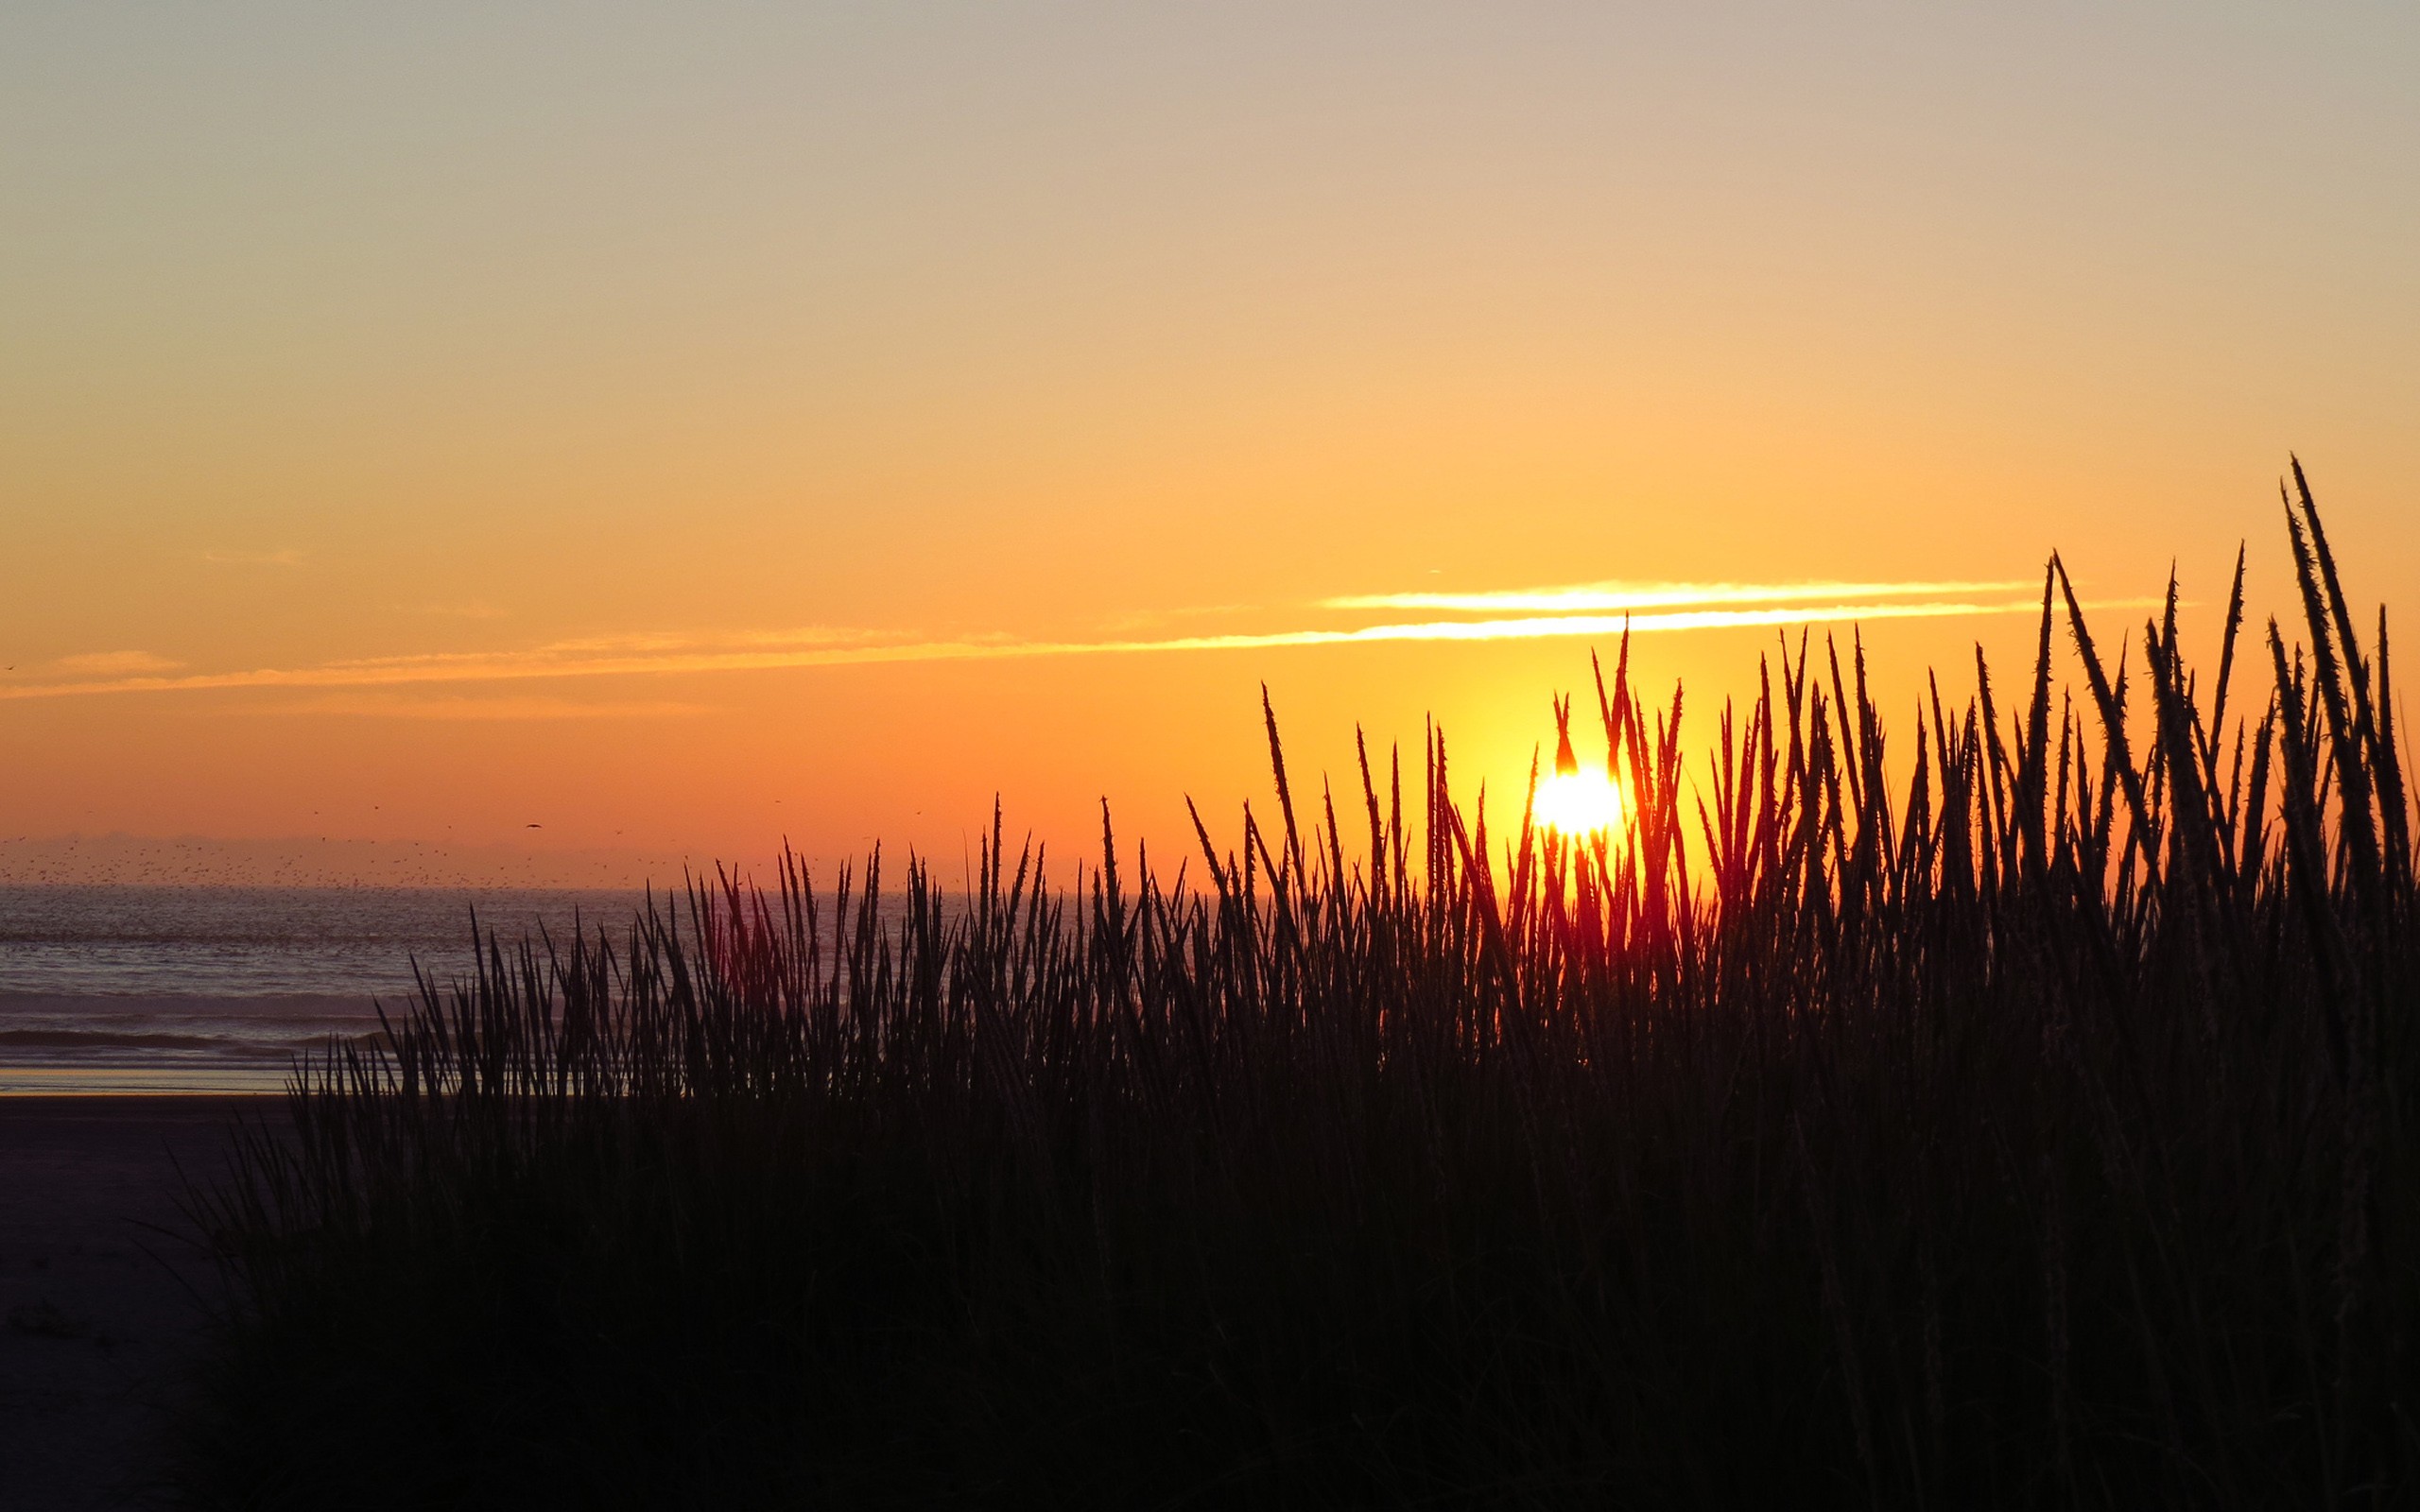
left=3, top=4, right=2415, bottom=885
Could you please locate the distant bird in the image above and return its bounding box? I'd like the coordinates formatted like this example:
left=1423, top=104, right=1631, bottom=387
left=527, top=823, right=543, bottom=829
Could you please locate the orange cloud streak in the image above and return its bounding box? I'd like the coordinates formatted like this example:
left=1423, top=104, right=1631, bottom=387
left=0, top=595, right=2158, bottom=703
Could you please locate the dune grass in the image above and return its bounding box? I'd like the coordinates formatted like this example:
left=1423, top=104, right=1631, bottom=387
left=184, top=469, right=2417, bottom=1509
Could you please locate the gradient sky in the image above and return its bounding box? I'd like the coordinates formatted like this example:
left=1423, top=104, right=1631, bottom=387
left=4, top=3, right=2415, bottom=885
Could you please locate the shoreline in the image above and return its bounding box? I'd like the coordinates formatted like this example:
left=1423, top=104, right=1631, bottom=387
left=0, top=1081, right=294, bottom=1096
left=0, top=992, right=384, bottom=1095
left=0, top=1083, right=293, bottom=1098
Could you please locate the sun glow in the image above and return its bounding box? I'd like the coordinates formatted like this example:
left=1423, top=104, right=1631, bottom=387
left=1533, top=768, right=1626, bottom=836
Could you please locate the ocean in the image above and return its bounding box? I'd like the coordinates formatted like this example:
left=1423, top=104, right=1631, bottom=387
left=0, top=886, right=648, bottom=1093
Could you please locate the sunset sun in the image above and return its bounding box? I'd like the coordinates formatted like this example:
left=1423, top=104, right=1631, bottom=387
left=1534, top=767, right=1625, bottom=836
left=1536, top=694, right=1624, bottom=835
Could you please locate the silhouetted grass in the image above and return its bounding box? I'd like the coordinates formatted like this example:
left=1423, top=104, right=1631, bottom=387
left=183, top=469, right=2417, bottom=1509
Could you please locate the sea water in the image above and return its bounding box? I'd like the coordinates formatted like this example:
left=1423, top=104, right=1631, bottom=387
left=0, top=886, right=646, bottom=1093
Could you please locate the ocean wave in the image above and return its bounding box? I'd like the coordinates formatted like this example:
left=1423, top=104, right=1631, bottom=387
left=0, top=1028, right=233, bottom=1050
left=0, top=1027, right=392, bottom=1053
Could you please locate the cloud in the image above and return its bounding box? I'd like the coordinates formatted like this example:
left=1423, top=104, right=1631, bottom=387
left=727, top=627, right=904, bottom=649
left=264, top=695, right=709, bottom=721
left=0, top=593, right=2159, bottom=704
left=201, top=548, right=306, bottom=567
left=49, top=650, right=183, bottom=676
left=1094, top=603, right=1261, bottom=634
left=1322, top=579, right=2031, bottom=614
left=531, top=627, right=886, bottom=656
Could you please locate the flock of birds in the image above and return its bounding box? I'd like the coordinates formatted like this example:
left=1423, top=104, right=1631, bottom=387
left=0, top=833, right=649, bottom=888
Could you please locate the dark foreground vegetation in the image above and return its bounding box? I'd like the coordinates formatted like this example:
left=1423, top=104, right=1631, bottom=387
left=187, top=470, right=2416, bottom=1509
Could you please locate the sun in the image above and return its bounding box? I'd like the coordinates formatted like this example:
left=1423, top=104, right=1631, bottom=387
left=1535, top=693, right=1624, bottom=836
left=1534, top=767, right=1625, bottom=836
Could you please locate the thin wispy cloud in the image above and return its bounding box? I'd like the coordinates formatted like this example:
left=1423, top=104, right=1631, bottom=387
left=513, top=627, right=886, bottom=657
left=1094, top=603, right=1261, bottom=635
left=201, top=548, right=306, bottom=567
left=48, top=650, right=184, bottom=676
left=0, top=583, right=2154, bottom=703
left=265, top=694, right=710, bottom=721
left=1323, top=579, right=2031, bottom=614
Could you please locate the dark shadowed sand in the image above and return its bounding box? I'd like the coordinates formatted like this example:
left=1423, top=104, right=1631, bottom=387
left=0, top=1097, right=266, bottom=1510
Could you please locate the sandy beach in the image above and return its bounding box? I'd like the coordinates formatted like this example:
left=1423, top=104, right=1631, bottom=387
left=0, top=1097, right=267, bottom=1510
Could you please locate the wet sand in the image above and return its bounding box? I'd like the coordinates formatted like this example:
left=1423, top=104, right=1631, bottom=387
left=0, top=1096, right=268, bottom=1510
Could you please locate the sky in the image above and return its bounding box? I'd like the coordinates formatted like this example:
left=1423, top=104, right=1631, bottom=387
left=3, top=2, right=2415, bottom=885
